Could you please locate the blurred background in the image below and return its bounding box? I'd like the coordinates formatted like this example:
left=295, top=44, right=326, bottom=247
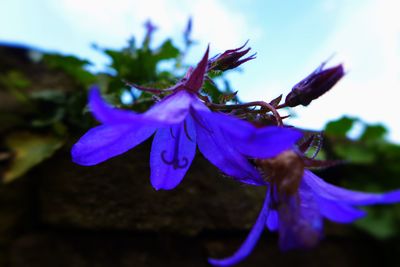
left=0, top=0, right=400, bottom=266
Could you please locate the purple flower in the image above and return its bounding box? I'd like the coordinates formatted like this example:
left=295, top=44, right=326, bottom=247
left=209, top=155, right=400, bottom=266
left=71, top=47, right=302, bottom=190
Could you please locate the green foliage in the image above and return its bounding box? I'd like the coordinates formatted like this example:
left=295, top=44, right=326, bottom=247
left=0, top=71, right=31, bottom=102
left=0, top=113, right=24, bottom=133
left=43, top=54, right=96, bottom=86
left=324, top=117, right=390, bottom=164
left=324, top=116, right=357, bottom=138
left=202, top=71, right=237, bottom=103
left=322, top=116, right=400, bottom=239
left=360, top=124, right=387, bottom=143
left=355, top=205, right=400, bottom=239
left=2, top=132, right=64, bottom=183
left=101, top=38, right=180, bottom=94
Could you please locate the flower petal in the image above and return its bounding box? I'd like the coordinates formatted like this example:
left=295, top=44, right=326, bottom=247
left=208, top=190, right=270, bottom=266
left=233, top=125, right=302, bottom=158
left=90, top=86, right=194, bottom=126
left=150, top=116, right=196, bottom=190
left=143, top=90, right=195, bottom=125
left=89, top=86, right=141, bottom=124
left=266, top=209, right=279, bottom=232
left=303, top=170, right=400, bottom=205
left=193, top=106, right=302, bottom=159
left=278, top=182, right=323, bottom=251
left=193, top=110, right=264, bottom=185
left=316, top=196, right=366, bottom=223
left=71, top=124, right=156, bottom=166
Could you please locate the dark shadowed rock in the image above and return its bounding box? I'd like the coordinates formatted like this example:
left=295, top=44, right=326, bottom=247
left=0, top=44, right=83, bottom=113
left=9, top=229, right=400, bottom=267
left=9, top=231, right=208, bottom=267
left=37, top=140, right=266, bottom=235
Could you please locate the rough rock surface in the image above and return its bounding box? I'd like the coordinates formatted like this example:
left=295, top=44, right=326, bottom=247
left=8, top=229, right=399, bottom=267
left=38, top=141, right=266, bottom=235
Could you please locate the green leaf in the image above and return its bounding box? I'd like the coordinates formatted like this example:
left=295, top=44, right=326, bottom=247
left=31, top=108, right=65, bottom=128
left=202, top=79, right=223, bottom=102
left=325, top=116, right=357, bottom=137
left=355, top=205, right=400, bottom=239
left=3, top=132, right=64, bottom=183
left=0, top=71, right=31, bottom=90
left=30, top=90, right=66, bottom=104
left=360, top=124, right=387, bottom=142
left=0, top=113, right=24, bottom=133
left=43, top=54, right=95, bottom=86
left=155, top=39, right=180, bottom=60
left=219, top=91, right=238, bottom=104
left=0, top=71, right=31, bottom=102
left=333, top=143, right=375, bottom=164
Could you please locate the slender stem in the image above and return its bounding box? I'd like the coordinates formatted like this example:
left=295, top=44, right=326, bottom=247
left=206, top=101, right=283, bottom=126
left=275, top=103, right=288, bottom=109
left=124, top=80, right=175, bottom=95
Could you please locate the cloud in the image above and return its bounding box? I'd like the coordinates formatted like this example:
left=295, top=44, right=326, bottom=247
left=46, top=0, right=261, bottom=52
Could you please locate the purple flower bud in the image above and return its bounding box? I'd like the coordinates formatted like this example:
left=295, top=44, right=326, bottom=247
left=208, top=42, right=256, bottom=71
left=285, top=64, right=344, bottom=107
left=184, top=46, right=209, bottom=92
left=183, top=17, right=193, bottom=46
left=143, top=19, right=157, bottom=45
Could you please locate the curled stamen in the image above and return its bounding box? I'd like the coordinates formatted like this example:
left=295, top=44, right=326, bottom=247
left=169, top=127, right=176, bottom=139
left=160, top=126, right=189, bottom=170
left=183, top=120, right=194, bottom=142
left=161, top=150, right=189, bottom=169
left=178, top=157, right=189, bottom=169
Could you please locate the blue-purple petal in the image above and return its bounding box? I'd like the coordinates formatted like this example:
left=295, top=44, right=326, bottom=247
left=71, top=124, right=156, bottom=166
left=193, top=110, right=264, bottom=185
left=89, top=86, right=142, bottom=124
left=303, top=170, right=400, bottom=205
left=316, top=196, right=366, bottom=223
left=266, top=209, right=279, bottom=231
left=89, top=86, right=194, bottom=126
left=208, top=190, right=270, bottom=266
left=144, top=90, right=195, bottom=125
left=193, top=106, right=302, bottom=159
left=278, top=182, right=323, bottom=251
left=150, top=116, right=196, bottom=190
left=233, top=125, right=302, bottom=158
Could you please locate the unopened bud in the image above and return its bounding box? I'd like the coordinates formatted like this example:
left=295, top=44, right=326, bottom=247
left=143, top=19, right=157, bottom=47
left=285, top=64, right=344, bottom=107
left=183, top=17, right=193, bottom=46
left=208, top=42, right=256, bottom=72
